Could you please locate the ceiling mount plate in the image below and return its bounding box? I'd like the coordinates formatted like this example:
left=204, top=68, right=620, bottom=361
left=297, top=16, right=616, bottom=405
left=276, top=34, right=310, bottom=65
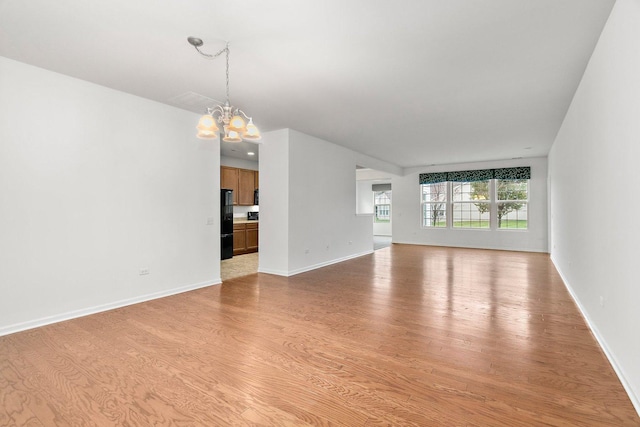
left=187, top=37, right=203, bottom=47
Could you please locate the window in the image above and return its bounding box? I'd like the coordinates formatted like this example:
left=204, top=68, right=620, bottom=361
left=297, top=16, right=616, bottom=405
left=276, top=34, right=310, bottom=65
left=421, top=183, right=447, bottom=227
left=496, top=179, right=528, bottom=229
left=453, top=181, right=490, bottom=228
left=419, top=167, right=530, bottom=230
left=374, top=190, right=391, bottom=223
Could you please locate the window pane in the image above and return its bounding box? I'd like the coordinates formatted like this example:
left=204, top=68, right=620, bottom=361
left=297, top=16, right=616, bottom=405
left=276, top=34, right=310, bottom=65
left=422, top=203, right=446, bottom=227
left=375, top=204, right=390, bottom=222
left=374, top=190, right=391, bottom=204
left=450, top=181, right=490, bottom=228
left=454, top=181, right=490, bottom=202
left=452, top=202, right=490, bottom=228
left=421, top=183, right=447, bottom=227
left=421, top=183, right=447, bottom=203
left=497, top=179, right=528, bottom=201
left=374, top=190, right=391, bottom=223
left=498, top=202, right=528, bottom=229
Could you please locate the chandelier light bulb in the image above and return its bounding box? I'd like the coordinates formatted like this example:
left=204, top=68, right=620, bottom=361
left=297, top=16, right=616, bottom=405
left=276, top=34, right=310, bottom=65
left=228, top=115, right=247, bottom=132
left=223, top=129, right=242, bottom=143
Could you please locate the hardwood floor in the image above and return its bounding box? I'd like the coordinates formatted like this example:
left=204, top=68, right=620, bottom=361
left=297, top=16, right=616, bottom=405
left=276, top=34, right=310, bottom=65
left=1, top=245, right=638, bottom=426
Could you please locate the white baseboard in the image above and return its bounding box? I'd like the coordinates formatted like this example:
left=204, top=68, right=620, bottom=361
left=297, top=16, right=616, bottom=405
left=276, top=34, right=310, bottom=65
left=0, top=279, right=222, bottom=337
left=258, top=250, right=374, bottom=277
left=287, top=250, right=373, bottom=276
left=551, top=255, right=640, bottom=417
left=257, top=267, right=290, bottom=276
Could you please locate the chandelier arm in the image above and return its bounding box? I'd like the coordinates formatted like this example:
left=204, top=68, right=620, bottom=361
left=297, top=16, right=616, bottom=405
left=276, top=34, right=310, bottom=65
left=235, top=109, right=252, bottom=120
left=209, top=105, right=225, bottom=115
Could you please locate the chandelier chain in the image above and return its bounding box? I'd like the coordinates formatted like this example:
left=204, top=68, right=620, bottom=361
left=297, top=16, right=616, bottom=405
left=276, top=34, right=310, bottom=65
left=225, top=43, right=230, bottom=102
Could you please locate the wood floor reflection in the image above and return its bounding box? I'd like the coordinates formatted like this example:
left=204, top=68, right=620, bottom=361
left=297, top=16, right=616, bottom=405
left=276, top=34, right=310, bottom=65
left=1, top=245, right=638, bottom=425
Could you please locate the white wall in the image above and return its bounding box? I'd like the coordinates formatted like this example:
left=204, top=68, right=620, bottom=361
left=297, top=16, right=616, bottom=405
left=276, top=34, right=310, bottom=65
left=392, top=157, right=548, bottom=252
left=288, top=130, right=373, bottom=274
left=548, top=0, right=640, bottom=412
left=0, top=57, right=220, bottom=336
left=258, top=129, right=397, bottom=276
left=374, top=219, right=392, bottom=236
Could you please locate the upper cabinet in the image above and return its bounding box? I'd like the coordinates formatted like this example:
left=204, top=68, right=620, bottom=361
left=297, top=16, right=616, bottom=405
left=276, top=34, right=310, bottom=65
left=221, top=166, right=258, bottom=206
left=238, top=169, right=256, bottom=205
left=221, top=166, right=239, bottom=205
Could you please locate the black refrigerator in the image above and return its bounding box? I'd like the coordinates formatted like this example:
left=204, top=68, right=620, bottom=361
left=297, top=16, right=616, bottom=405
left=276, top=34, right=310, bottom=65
left=221, top=189, right=234, bottom=260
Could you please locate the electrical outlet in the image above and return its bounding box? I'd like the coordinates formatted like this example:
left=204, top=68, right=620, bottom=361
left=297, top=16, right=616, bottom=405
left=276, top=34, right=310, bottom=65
left=305, top=249, right=310, bottom=254
left=599, top=296, right=604, bottom=307
left=207, top=217, right=215, bottom=225
left=139, top=268, right=150, bottom=276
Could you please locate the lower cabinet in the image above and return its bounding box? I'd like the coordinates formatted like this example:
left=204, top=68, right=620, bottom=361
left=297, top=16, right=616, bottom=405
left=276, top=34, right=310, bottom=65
left=246, top=222, right=259, bottom=253
left=233, top=222, right=259, bottom=255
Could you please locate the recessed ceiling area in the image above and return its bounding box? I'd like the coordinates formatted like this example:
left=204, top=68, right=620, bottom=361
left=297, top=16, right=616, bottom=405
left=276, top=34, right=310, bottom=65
left=0, top=0, right=615, bottom=168
left=220, top=139, right=260, bottom=162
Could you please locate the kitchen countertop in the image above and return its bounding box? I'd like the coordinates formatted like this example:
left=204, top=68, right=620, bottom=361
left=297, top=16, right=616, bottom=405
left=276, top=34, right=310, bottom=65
left=233, top=219, right=259, bottom=224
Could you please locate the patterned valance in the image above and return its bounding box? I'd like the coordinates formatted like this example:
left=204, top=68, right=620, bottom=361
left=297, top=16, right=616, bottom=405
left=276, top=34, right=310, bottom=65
left=493, top=167, right=531, bottom=180
left=448, top=169, right=494, bottom=182
left=419, top=167, right=530, bottom=184
left=418, top=172, right=448, bottom=184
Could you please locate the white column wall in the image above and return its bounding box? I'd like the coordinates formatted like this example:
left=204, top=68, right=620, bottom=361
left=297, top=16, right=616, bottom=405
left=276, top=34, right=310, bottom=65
left=548, top=0, right=640, bottom=412
left=257, top=129, right=290, bottom=275
left=0, top=57, right=220, bottom=335
left=356, top=181, right=374, bottom=214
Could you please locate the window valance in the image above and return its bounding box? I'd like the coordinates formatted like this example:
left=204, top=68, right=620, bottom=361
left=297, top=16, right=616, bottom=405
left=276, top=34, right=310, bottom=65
left=372, top=183, right=392, bottom=192
left=419, top=167, right=530, bottom=184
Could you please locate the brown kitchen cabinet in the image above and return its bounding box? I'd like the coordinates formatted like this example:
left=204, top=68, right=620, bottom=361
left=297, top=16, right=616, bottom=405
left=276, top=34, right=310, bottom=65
left=238, top=169, right=256, bottom=205
left=221, top=166, right=239, bottom=205
left=246, top=222, right=259, bottom=253
left=221, top=166, right=258, bottom=206
left=233, top=223, right=246, bottom=256
left=233, top=222, right=259, bottom=255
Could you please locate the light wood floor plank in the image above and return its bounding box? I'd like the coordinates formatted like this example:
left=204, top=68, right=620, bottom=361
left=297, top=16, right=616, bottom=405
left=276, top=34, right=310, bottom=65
left=1, top=244, right=638, bottom=425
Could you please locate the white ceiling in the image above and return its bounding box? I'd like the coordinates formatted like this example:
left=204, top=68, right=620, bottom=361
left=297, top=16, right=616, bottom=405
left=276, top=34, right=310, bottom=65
left=0, top=0, right=614, bottom=168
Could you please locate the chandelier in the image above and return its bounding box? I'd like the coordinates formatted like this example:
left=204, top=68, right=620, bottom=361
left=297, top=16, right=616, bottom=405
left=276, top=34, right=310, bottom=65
left=188, top=37, right=261, bottom=142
